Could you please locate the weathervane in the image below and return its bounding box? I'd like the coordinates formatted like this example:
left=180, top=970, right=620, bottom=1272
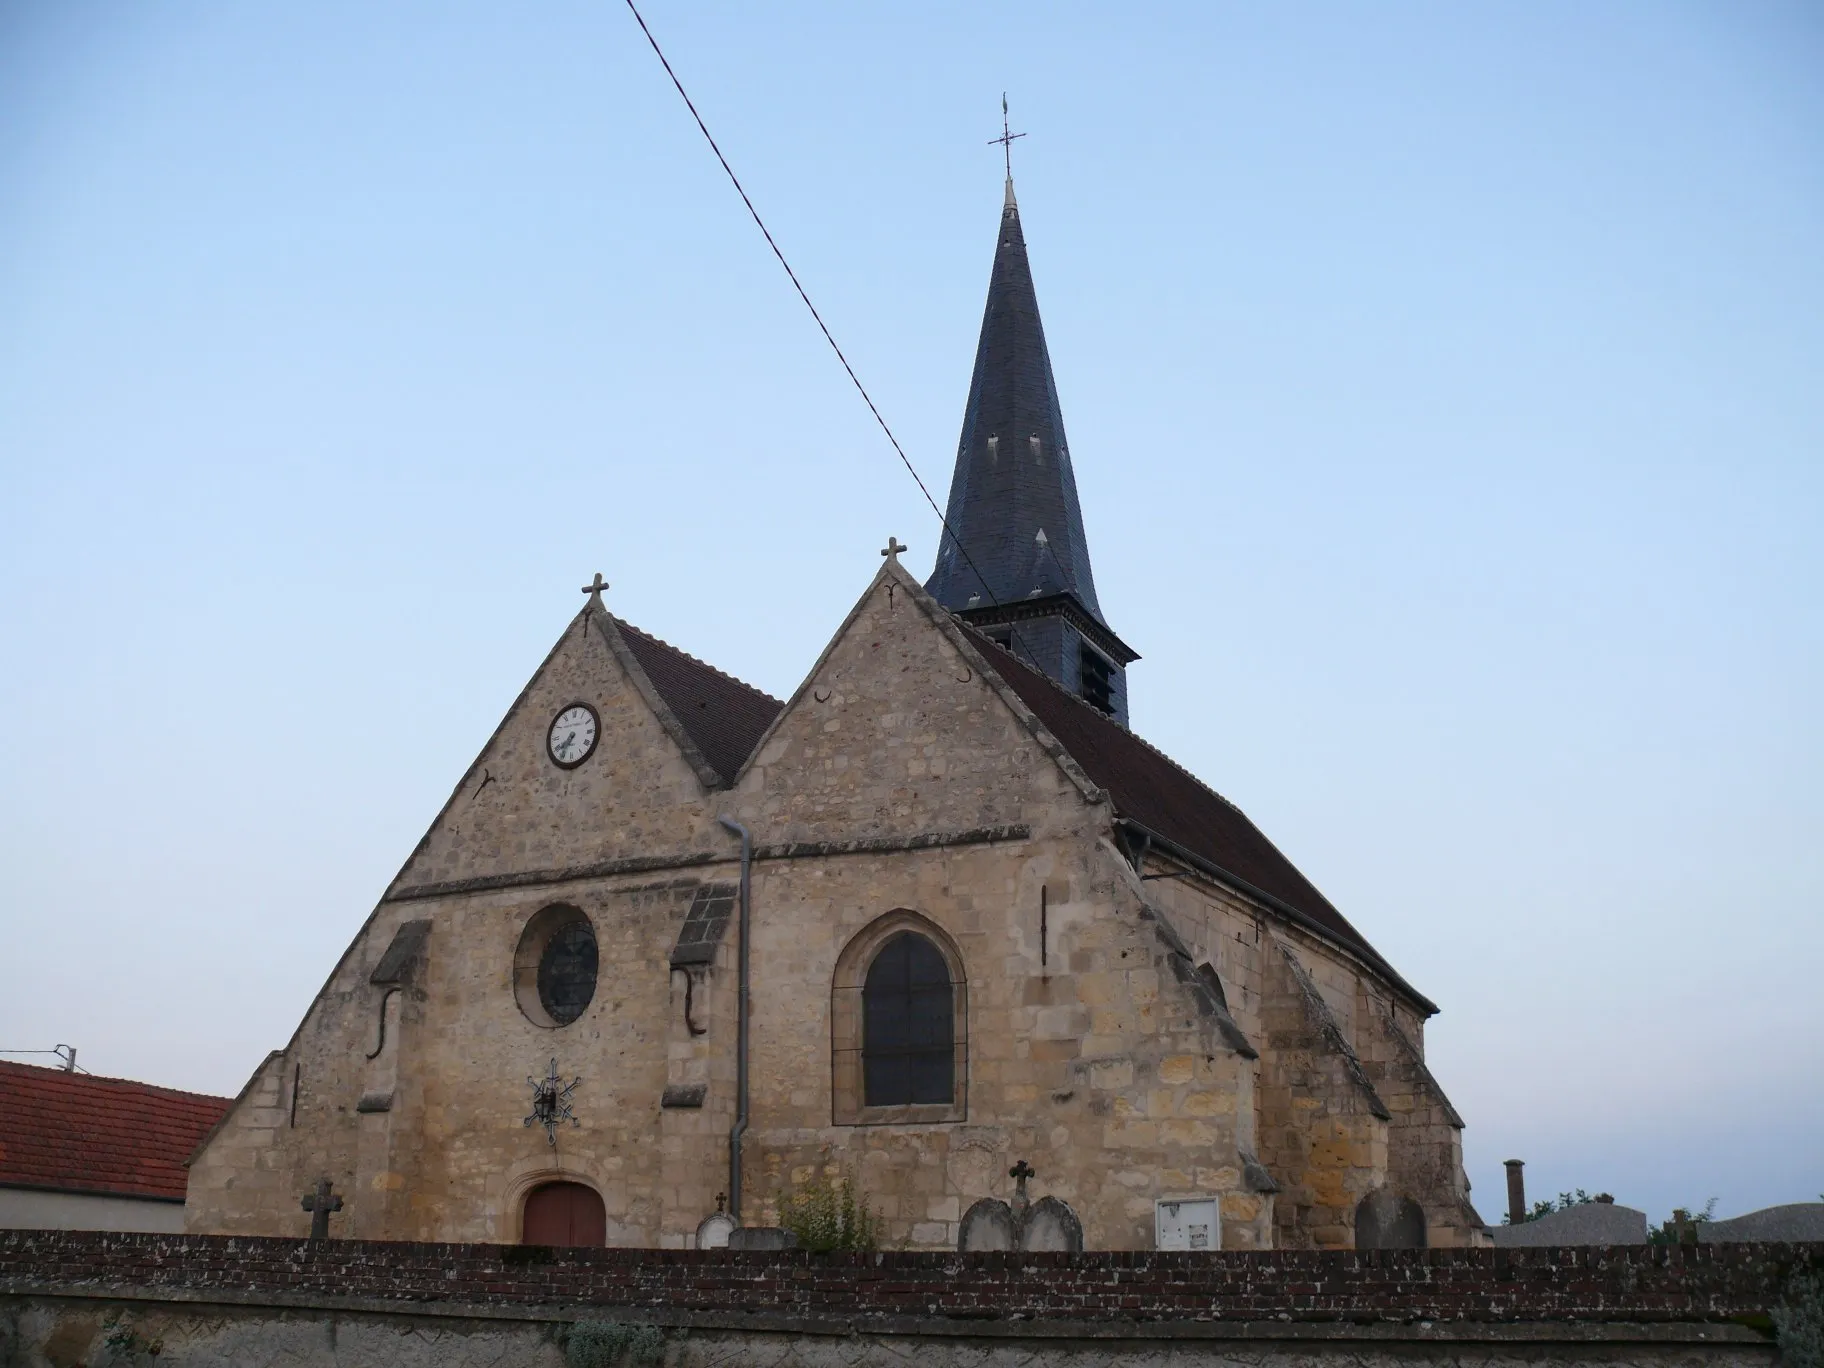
left=524, top=1058, right=581, bottom=1146
left=989, top=93, right=1026, bottom=181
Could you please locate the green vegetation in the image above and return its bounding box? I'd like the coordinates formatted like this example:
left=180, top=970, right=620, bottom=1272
left=1774, top=1270, right=1824, bottom=1368
left=1503, top=1189, right=1601, bottom=1225
left=778, top=1164, right=883, bottom=1252
left=564, top=1320, right=667, bottom=1368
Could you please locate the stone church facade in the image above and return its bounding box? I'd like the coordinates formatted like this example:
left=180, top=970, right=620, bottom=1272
left=185, top=179, right=1484, bottom=1253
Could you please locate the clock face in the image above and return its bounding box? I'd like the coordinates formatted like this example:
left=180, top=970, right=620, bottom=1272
left=547, top=704, right=599, bottom=769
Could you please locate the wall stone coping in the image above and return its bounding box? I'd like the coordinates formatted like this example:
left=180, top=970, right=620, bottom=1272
left=2, top=1230, right=1816, bottom=1338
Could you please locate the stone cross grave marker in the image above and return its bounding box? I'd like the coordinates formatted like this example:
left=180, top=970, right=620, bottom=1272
left=301, top=1178, right=342, bottom=1240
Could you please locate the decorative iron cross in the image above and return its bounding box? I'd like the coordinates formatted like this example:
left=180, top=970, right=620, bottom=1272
left=1009, top=1158, right=1036, bottom=1211
left=525, top=1058, right=581, bottom=1146
left=989, top=93, right=1027, bottom=180
left=581, top=572, right=609, bottom=608
left=301, top=1177, right=342, bottom=1240
left=881, top=537, right=908, bottom=564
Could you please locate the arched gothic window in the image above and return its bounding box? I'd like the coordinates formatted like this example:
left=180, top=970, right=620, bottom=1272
left=863, top=932, right=954, bottom=1107
left=831, top=912, right=967, bottom=1124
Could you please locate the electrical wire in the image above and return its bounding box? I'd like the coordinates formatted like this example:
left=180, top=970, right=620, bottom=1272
left=620, top=0, right=1016, bottom=628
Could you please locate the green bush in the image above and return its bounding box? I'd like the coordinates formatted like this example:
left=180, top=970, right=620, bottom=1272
left=778, top=1165, right=882, bottom=1252
left=564, top=1320, right=666, bottom=1368
left=1774, top=1270, right=1824, bottom=1368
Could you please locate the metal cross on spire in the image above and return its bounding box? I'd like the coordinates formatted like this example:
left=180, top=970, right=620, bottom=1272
left=988, top=92, right=1026, bottom=182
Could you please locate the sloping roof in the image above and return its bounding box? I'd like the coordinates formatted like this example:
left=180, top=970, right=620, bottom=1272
left=972, top=631, right=1434, bottom=1011
left=615, top=620, right=784, bottom=786
left=926, top=183, right=1105, bottom=623
left=0, top=1062, right=231, bottom=1201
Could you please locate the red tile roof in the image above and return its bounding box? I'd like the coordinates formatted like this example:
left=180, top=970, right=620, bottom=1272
left=616, top=619, right=784, bottom=786
left=974, top=632, right=1437, bottom=1013
left=0, top=1062, right=231, bottom=1202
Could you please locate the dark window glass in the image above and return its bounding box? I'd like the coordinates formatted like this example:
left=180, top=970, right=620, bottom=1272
left=539, top=918, right=598, bottom=1026
left=863, top=932, right=954, bottom=1106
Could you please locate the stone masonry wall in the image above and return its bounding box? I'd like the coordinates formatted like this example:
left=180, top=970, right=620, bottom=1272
left=184, top=562, right=1477, bottom=1258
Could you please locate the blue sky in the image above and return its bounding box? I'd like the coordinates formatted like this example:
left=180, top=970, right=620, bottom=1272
left=2, top=2, right=1819, bottom=1226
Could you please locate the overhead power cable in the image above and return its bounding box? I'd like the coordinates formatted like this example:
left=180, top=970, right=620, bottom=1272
left=619, top=0, right=1012, bottom=623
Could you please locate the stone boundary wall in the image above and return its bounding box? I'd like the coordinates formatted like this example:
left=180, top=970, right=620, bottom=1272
left=2, top=1231, right=1818, bottom=1327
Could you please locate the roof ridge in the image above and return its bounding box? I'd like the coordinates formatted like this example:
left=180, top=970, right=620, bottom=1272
left=0, top=1059, right=230, bottom=1103
left=613, top=618, right=783, bottom=707
left=964, top=624, right=1254, bottom=823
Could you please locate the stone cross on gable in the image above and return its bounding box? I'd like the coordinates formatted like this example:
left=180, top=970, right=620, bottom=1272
left=1009, top=1159, right=1035, bottom=1215
left=881, top=537, right=908, bottom=565
left=301, top=1177, right=342, bottom=1240
left=581, top=572, right=609, bottom=608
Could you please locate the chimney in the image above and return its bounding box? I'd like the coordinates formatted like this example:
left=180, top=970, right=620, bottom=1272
left=1504, top=1159, right=1526, bottom=1225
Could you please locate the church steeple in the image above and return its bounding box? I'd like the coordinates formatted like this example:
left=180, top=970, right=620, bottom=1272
left=926, top=177, right=1138, bottom=723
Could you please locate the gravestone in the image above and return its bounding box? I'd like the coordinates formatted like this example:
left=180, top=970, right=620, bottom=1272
left=958, top=1198, right=1018, bottom=1251
left=1354, top=1189, right=1427, bottom=1249
left=695, top=1211, right=736, bottom=1249
left=727, top=1226, right=798, bottom=1251
left=1019, top=1195, right=1084, bottom=1252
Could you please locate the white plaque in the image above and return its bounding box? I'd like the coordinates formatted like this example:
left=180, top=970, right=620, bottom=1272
left=1155, top=1197, right=1221, bottom=1251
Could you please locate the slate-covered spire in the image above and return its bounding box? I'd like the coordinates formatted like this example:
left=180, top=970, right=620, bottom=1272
left=927, top=180, right=1138, bottom=723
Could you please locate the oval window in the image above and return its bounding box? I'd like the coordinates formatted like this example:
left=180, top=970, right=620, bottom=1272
left=514, top=905, right=598, bottom=1028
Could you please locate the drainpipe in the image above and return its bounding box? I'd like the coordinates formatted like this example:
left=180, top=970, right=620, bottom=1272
left=717, top=816, right=752, bottom=1222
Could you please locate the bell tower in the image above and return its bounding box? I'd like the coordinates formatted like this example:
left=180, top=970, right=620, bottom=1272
left=925, top=174, right=1138, bottom=723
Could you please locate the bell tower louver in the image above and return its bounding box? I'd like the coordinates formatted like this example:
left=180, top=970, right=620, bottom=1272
left=926, top=180, right=1138, bottom=723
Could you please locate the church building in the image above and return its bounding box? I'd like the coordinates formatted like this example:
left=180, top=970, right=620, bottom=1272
left=185, top=177, right=1484, bottom=1252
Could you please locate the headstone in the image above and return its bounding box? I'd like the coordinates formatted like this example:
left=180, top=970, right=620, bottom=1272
left=695, top=1211, right=736, bottom=1249
left=1155, top=1197, right=1220, bottom=1251
left=957, top=1198, right=1018, bottom=1252
left=1698, top=1203, right=1824, bottom=1243
left=1489, top=1201, right=1648, bottom=1247
left=1019, top=1195, right=1083, bottom=1252
left=726, top=1226, right=798, bottom=1251
left=1355, top=1189, right=1427, bottom=1249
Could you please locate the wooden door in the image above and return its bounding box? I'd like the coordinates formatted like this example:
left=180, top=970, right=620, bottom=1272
left=522, top=1181, right=606, bottom=1246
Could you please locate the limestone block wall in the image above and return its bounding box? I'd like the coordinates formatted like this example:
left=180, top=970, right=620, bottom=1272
left=1254, top=936, right=1390, bottom=1249
left=186, top=872, right=741, bottom=1246
left=734, top=831, right=1267, bottom=1252
left=1352, top=982, right=1484, bottom=1246
left=1133, top=853, right=1478, bottom=1250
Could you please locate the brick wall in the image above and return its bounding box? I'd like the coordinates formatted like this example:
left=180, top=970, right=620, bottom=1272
left=3, top=1231, right=1816, bottom=1326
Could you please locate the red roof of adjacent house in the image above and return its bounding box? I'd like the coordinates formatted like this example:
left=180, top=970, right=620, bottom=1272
left=0, top=1061, right=231, bottom=1201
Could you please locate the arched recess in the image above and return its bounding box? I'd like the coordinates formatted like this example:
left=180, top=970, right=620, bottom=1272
left=1354, top=1188, right=1427, bottom=1249
left=831, top=910, right=968, bottom=1125
left=522, top=1179, right=606, bottom=1247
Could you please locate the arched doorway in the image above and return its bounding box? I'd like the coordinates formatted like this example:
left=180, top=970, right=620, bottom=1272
left=522, top=1180, right=606, bottom=1246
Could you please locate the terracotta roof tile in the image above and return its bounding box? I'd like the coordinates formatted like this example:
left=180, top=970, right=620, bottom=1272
left=615, top=620, right=784, bottom=787
left=0, top=1062, right=231, bottom=1201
